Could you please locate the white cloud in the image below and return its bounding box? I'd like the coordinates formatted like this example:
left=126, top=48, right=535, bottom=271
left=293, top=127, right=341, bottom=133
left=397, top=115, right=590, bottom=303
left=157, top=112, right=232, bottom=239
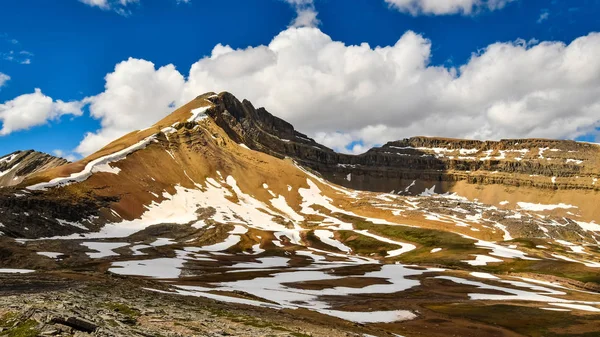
left=71, top=28, right=600, bottom=156
left=52, top=149, right=78, bottom=162
left=0, top=73, right=9, bottom=88
left=1, top=50, right=34, bottom=64
left=0, top=89, right=83, bottom=136
left=537, top=11, right=549, bottom=23
left=182, top=28, right=600, bottom=153
left=79, top=0, right=190, bottom=15
left=384, top=0, right=516, bottom=16
left=283, top=0, right=320, bottom=28
left=75, top=58, right=185, bottom=155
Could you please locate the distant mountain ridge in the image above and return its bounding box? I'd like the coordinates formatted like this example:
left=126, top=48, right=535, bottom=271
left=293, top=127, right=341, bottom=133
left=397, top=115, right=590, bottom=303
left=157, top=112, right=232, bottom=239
left=0, top=91, right=598, bottom=234
left=0, top=150, right=68, bottom=187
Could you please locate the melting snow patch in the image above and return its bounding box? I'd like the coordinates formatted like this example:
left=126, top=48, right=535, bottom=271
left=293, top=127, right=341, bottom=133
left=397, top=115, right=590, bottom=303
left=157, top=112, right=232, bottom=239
left=110, top=252, right=188, bottom=278
left=462, top=255, right=503, bottom=266
left=37, top=252, right=63, bottom=259
left=270, top=195, right=304, bottom=222
left=476, top=241, right=537, bottom=260
left=517, top=202, right=577, bottom=211
left=470, top=272, right=499, bottom=279
left=575, top=221, right=600, bottom=232
left=430, top=248, right=442, bottom=253
left=314, top=230, right=351, bottom=253
left=549, top=303, right=600, bottom=312
left=0, top=269, right=34, bottom=274
left=404, top=180, right=416, bottom=192
left=551, top=254, right=600, bottom=268
left=57, top=219, right=89, bottom=231
left=541, top=307, right=571, bottom=312
left=151, top=238, right=176, bottom=247
left=354, top=230, right=416, bottom=257
left=420, top=185, right=436, bottom=196
left=28, top=135, right=158, bottom=190
left=82, top=242, right=128, bottom=258
left=130, top=244, right=151, bottom=256
left=318, top=309, right=416, bottom=323
left=188, top=106, right=211, bottom=122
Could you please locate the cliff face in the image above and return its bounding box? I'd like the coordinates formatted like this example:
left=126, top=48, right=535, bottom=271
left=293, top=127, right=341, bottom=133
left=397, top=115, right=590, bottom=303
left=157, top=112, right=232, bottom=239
left=203, top=92, right=600, bottom=221
left=205, top=93, right=600, bottom=192
left=0, top=150, right=68, bottom=187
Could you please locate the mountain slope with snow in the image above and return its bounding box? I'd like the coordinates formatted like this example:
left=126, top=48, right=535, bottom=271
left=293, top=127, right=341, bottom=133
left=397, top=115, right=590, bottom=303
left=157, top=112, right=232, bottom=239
left=0, top=150, right=68, bottom=187
left=0, top=92, right=599, bottom=336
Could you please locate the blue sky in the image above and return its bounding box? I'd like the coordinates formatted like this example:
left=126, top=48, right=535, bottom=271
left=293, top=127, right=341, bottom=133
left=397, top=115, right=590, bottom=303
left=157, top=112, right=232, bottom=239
left=1, top=0, right=599, bottom=158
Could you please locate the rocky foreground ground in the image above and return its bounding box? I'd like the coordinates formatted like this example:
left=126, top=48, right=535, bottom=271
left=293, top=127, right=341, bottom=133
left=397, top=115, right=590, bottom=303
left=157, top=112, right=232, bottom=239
left=0, top=272, right=374, bottom=337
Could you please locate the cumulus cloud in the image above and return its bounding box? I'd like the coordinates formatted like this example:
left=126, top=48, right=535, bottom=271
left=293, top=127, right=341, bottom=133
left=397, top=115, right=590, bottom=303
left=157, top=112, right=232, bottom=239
left=384, top=0, right=516, bottom=16
left=75, top=58, right=185, bottom=155
left=52, top=149, right=78, bottom=162
left=0, top=89, right=83, bottom=136
left=283, top=0, right=320, bottom=28
left=0, top=73, right=9, bottom=88
left=71, top=27, right=600, bottom=155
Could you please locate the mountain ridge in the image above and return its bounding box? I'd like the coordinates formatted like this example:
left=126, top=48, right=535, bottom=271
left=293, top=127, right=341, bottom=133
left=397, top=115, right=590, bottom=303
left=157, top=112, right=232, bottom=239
left=1, top=92, right=600, bottom=336
left=5, top=91, right=600, bottom=225
left=0, top=150, right=68, bottom=187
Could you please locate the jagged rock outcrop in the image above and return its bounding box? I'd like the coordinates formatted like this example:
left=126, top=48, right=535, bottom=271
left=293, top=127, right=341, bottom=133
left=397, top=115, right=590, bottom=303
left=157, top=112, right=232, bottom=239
left=0, top=150, right=68, bottom=187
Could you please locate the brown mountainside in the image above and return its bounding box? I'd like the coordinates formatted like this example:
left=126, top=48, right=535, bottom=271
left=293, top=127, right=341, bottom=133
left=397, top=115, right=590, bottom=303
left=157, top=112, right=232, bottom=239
left=1, top=92, right=600, bottom=337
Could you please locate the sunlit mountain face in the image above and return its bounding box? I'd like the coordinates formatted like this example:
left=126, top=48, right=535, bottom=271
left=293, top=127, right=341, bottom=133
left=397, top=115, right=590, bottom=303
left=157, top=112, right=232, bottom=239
left=0, top=92, right=598, bottom=336
left=1, top=1, right=600, bottom=335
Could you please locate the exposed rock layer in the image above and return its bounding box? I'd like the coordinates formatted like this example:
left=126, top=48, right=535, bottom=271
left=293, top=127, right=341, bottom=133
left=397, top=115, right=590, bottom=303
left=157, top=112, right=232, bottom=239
left=0, top=150, right=68, bottom=187
left=206, top=93, right=600, bottom=195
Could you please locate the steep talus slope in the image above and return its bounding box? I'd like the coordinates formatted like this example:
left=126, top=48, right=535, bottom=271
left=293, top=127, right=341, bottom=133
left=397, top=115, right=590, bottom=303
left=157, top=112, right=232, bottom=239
left=0, top=150, right=68, bottom=187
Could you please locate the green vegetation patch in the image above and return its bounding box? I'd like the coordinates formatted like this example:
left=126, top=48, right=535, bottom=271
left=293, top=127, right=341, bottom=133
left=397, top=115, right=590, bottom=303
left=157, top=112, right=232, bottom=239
left=337, top=215, right=485, bottom=263
left=481, top=259, right=600, bottom=284
left=426, top=303, right=600, bottom=337
left=1, top=319, right=40, bottom=337
left=102, top=302, right=140, bottom=318
left=338, top=230, right=399, bottom=256
left=0, top=312, right=18, bottom=327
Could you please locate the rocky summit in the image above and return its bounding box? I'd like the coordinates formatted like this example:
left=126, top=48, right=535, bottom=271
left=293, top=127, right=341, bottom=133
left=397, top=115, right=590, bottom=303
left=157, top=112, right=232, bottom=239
left=0, top=92, right=599, bottom=337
